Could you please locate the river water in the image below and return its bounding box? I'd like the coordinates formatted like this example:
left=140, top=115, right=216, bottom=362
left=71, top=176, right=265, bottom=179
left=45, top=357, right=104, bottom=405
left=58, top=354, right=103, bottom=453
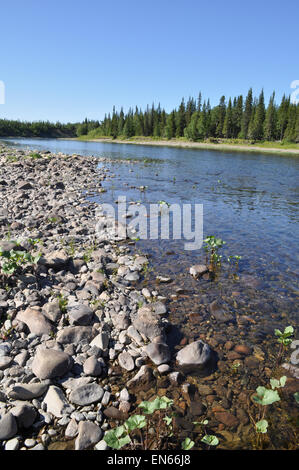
left=2, top=137, right=299, bottom=449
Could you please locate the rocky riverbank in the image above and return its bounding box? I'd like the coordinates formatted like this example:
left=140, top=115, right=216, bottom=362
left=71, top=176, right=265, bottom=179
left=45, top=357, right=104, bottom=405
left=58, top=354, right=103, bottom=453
left=0, top=144, right=298, bottom=451
left=0, top=144, right=216, bottom=450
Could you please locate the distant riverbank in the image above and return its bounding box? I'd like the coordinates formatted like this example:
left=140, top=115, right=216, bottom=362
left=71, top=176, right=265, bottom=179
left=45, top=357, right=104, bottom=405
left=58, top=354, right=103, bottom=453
left=76, top=136, right=299, bottom=156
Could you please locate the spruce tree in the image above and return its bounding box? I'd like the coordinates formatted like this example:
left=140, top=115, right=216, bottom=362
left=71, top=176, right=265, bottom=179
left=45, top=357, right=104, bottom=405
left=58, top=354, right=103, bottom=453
left=215, top=96, right=226, bottom=137
left=241, top=88, right=253, bottom=139
left=176, top=98, right=186, bottom=137
left=264, top=92, right=277, bottom=141
left=251, top=89, right=265, bottom=140
left=223, top=98, right=233, bottom=138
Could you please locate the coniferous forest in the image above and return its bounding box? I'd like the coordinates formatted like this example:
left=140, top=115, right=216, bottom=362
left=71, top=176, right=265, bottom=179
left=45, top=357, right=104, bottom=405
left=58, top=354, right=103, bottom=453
left=1, top=89, right=298, bottom=143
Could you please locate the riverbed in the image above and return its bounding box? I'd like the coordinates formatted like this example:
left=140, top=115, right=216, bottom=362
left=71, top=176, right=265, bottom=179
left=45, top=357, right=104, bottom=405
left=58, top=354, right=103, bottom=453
left=1, top=137, right=298, bottom=449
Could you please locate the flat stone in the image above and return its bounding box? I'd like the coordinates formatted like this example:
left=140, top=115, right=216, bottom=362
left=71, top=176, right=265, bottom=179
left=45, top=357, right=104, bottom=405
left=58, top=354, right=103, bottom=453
left=16, top=307, right=53, bottom=336
left=32, top=348, right=72, bottom=379
left=118, top=351, right=135, bottom=371
left=65, top=418, right=78, bottom=438
left=42, top=300, right=62, bottom=323
left=0, top=355, right=13, bottom=370
left=8, top=382, right=49, bottom=400
left=41, top=250, right=70, bottom=269
left=103, top=406, right=128, bottom=420
left=90, top=332, right=109, bottom=350
left=43, top=385, right=74, bottom=418
left=56, top=326, right=95, bottom=344
left=5, top=437, right=20, bottom=450
left=75, top=421, right=103, bottom=450
left=209, top=300, right=234, bottom=323
left=69, top=383, right=104, bottom=406
left=68, top=303, right=94, bottom=326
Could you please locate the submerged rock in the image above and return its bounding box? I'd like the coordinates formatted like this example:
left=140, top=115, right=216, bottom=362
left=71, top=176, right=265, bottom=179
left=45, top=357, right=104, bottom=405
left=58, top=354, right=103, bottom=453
left=176, top=340, right=213, bottom=373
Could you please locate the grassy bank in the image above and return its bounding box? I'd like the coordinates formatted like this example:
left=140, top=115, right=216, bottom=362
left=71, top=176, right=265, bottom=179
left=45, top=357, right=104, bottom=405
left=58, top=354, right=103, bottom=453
left=77, top=135, right=299, bottom=156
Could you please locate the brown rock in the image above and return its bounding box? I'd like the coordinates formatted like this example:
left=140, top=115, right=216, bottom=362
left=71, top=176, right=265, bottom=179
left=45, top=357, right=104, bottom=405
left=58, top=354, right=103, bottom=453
left=214, top=410, right=239, bottom=429
left=103, top=406, right=128, bottom=420
left=234, top=344, right=251, bottom=356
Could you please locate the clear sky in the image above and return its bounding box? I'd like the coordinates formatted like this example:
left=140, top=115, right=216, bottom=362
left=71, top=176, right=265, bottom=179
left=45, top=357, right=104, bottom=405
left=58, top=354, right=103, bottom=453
left=0, top=0, right=298, bottom=123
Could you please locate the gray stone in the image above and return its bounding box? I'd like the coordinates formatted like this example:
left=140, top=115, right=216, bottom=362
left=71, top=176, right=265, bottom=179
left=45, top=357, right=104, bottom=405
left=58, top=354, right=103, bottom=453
left=0, top=356, right=13, bottom=370
left=144, top=342, right=170, bottom=365
left=42, top=300, right=62, bottom=323
left=83, top=356, right=102, bottom=376
left=69, top=383, right=104, bottom=406
left=56, top=326, right=95, bottom=344
left=65, top=418, right=78, bottom=438
left=43, top=385, right=74, bottom=418
left=68, top=303, right=94, bottom=326
left=176, top=340, right=212, bottom=370
left=189, top=264, right=208, bottom=278
left=132, top=305, right=164, bottom=341
left=75, top=420, right=103, bottom=450
left=8, top=382, right=49, bottom=400
left=10, top=403, right=37, bottom=428
left=118, top=351, right=135, bottom=371
left=0, top=412, right=18, bottom=440
left=16, top=307, right=53, bottom=336
left=90, top=332, right=109, bottom=350
left=32, top=348, right=72, bottom=379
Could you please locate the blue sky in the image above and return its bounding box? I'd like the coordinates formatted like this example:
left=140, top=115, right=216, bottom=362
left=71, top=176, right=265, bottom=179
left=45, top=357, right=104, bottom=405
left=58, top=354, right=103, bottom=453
left=0, top=0, right=298, bottom=123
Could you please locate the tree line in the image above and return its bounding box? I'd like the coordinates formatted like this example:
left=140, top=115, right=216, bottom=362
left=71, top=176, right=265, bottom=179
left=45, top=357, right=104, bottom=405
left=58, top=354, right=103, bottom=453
left=0, top=89, right=298, bottom=142
left=79, top=89, right=299, bottom=143
left=0, top=119, right=77, bottom=138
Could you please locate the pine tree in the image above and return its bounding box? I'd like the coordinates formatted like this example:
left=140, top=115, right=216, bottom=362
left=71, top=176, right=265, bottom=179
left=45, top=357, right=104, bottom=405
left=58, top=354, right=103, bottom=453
left=223, top=98, right=233, bottom=138
left=264, top=92, right=277, bottom=141
left=251, top=89, right=265, bottom=140
left=184, top=112, right=199, bottom=140
left=241, top=88, right=253, bottom=139
left=215, top=96, right=226, bottom=137
left=176, top=98, right=186, bottom=137
left=277, top=95, right=290, bottom=140
left=165, top=111, right=176, bottom=139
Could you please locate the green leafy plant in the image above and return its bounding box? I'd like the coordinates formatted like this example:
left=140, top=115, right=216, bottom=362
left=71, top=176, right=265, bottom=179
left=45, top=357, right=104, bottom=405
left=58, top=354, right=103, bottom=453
left=203, top=235, right=226, bottom=270
left=201, top=435, right=219, bottom=446
left=274, top=325, right=294, bottom=364
left=255, top=419, right=268, bottom=434
left=181, top=437, right=194, bottom=450
left=0, top=247, right=41, bottom=277
left=270, top=376, right=287, bottom=390
left=104, top=396, right=175, bottom=450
